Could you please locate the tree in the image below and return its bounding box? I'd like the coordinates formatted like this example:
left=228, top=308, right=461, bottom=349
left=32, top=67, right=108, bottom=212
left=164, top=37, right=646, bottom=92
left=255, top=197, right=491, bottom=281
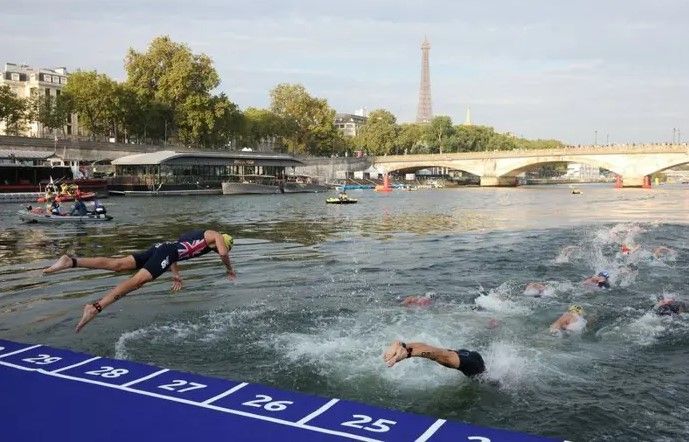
left=63, top=71, right=118, bottom=138
left=454, top=125, right=496, bottom=152
left=28, top=92, right=72, bottom=137
left=424, top=116, right=454, bottom=153
left=353, top=109, right=400, bottom=155
left=177, top=93, right=242, bottom=148
left=125, top=36, right=219, bottom=112
left=0, top=85, right=29, bottom=135
left=269, top=83, right=339, bottom=155
left=396, top=123, right=427, bottom=154
left=241, top=107, right=287, bottom=149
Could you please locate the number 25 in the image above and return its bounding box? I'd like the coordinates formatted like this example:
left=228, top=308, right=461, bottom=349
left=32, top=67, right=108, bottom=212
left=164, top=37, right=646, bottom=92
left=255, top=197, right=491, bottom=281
left=341, top=415, right=396, bottom=433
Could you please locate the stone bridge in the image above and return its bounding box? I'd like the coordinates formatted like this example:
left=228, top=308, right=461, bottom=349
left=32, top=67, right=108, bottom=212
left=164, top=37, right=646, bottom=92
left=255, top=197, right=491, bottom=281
left=373, top=144, right=689, bottom=187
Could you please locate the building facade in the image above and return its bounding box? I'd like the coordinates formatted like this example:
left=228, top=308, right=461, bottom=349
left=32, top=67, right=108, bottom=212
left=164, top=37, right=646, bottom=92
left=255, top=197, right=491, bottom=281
left=335, top=113, right=367, bottom=137
left=0, top=62, right=80, bottom=138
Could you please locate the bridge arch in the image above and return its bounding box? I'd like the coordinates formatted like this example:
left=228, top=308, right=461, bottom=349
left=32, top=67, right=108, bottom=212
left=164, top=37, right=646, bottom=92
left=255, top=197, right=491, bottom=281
left=496, top=156, right=622, bottom=177
left=376, top=161, right=484, bottom=177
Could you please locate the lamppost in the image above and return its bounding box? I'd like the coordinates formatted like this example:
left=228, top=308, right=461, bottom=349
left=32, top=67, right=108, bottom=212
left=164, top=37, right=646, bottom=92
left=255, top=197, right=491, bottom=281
left=606, top=133, right=609, bottom=146
left=673, top=128, right=676, bottom=144
left=594, top=130, right=598, bottom=146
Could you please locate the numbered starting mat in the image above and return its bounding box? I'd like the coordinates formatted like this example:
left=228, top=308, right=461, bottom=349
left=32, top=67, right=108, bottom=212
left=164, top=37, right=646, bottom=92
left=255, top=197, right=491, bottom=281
left=0, top=339, right=565, bottom=442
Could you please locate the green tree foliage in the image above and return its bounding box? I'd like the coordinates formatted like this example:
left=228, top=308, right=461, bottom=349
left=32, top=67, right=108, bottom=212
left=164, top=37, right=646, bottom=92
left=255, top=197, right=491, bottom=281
left=424, top=116, right=454, bottom=153
left=125, top=36, right=219, bottom=111
left=123, top=35, right=240, bottom=147
left=177, top=93, right=242, bottom=148
left=453, top=125, right=496, bottom=152
left=241, top=107, right=287, bottom=149
left=396, top=123, right=427, bottom=153
left=63, top=71, right=118, bottom=137
left=352, top=109, right=400, bottom=155
left=0, top=84, right=29, bottom=135
left=269, top=83, right=340, bottom=155
left=28, top=92, right=73, bottom=136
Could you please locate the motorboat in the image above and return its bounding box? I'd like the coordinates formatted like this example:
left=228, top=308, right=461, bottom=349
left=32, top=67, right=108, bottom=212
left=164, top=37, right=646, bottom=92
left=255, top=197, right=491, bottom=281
left=326, top=196, right=358, bottom=204
left=19, top=210, right=113, bottom=223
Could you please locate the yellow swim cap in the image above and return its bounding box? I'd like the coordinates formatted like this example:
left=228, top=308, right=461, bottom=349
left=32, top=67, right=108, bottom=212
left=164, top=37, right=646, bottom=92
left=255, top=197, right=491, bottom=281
left=222, top=233, right=234, bottom=250
left=568, top=304, right=584, bottom=315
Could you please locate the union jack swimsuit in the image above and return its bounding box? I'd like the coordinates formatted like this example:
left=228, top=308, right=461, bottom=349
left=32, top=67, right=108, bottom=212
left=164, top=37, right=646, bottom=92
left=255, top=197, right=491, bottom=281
left=176, top=230, right=213, bottom=261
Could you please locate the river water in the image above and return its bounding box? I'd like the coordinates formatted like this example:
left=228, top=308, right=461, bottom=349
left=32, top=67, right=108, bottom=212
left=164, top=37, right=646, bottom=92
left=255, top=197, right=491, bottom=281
left=1, top=184, right=688, bottom=441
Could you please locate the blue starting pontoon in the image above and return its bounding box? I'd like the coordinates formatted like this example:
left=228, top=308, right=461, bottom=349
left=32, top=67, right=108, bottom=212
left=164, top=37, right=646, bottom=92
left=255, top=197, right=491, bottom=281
left=0, top=339, right=563, bottom=441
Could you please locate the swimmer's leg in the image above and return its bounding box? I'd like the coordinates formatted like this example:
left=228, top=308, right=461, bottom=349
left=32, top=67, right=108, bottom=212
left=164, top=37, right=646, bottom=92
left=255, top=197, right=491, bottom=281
left=45, top=255, right=136, bottom=274
left=76, top=268, right=153, bottom=333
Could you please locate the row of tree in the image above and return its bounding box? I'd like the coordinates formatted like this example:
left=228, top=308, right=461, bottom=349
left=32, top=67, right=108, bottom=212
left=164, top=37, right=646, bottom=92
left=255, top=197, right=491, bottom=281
left=0, top=35, right=562, bottom=154
left=351, top=110, right=563, bottom=155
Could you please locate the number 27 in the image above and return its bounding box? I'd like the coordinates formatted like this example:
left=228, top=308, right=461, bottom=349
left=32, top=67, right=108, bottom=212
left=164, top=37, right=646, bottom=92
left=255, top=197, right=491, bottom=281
left=341, top=415, right=396, bottom=433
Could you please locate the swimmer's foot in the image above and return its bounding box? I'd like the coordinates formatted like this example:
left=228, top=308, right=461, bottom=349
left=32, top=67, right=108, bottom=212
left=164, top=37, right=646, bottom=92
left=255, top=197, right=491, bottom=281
left=383, top=340, right=408, bottom=368
left=43, top=255, right=74, bottom=274
left=75, top=303, right=99, bottom=333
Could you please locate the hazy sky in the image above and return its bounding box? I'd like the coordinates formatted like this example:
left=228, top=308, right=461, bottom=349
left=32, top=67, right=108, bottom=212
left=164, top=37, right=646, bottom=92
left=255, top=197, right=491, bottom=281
left=2, top=0, right=687, bottom=144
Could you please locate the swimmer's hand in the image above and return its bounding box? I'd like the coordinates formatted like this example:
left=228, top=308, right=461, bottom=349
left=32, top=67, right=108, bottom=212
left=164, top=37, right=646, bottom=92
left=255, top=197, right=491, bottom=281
left=171, top=275, right=183, bottom=292
left=383, top=340, right=408, bottom=368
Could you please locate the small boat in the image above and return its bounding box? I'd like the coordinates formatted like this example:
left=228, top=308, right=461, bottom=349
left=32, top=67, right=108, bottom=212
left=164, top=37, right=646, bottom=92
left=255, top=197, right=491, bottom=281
left=571, top=189, right=582, bottom=195
left=326, top=197, right=358, bottom=204
left=19, top=210, right=113, bottom=224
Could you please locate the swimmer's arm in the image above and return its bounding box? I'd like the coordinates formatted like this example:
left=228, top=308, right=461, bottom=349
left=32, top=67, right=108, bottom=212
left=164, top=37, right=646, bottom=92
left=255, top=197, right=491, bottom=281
left=405, top=342, right=460, bottom=369
left=170, top=263, right=183, bottom=292
left=206, top=230, right=235, bottom=279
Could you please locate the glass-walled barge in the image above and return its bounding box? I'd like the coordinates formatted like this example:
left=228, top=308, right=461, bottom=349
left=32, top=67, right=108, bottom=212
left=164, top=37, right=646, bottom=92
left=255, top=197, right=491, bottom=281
left=108, top=151, right=304, bottom=195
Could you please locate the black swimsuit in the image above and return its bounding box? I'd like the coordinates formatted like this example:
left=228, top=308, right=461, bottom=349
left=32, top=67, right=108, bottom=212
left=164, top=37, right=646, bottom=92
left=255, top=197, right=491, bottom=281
left=132, top=230, right=214, bottom=279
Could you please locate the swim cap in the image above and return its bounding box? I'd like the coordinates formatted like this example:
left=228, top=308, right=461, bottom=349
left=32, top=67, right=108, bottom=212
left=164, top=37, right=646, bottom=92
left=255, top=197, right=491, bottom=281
left=568, top=304, right=584, bottom=315
left=222, top=233, right=234, bottom=250
left=598, top=271, right=609, bottom=279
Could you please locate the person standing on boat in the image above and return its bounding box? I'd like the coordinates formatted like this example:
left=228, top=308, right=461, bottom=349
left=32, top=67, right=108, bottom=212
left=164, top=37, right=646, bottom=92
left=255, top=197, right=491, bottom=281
left=43, top=229, right=236, bottom=333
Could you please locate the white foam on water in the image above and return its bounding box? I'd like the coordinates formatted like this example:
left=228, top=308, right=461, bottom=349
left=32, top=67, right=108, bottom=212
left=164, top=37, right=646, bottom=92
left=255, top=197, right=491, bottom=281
left=114, top=306, right=268, bottom=358
left=480, top=341, right=534, bottom=390
left=554, top=245, right=582, bottom=264
left=266, top=307, right=477, bottom=390
left=474, top=283, right=532, bottom=315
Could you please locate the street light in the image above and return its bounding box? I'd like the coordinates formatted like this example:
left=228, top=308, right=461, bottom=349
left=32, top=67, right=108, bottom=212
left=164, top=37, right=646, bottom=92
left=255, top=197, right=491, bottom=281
left=594, top=130, right=598, bottom=146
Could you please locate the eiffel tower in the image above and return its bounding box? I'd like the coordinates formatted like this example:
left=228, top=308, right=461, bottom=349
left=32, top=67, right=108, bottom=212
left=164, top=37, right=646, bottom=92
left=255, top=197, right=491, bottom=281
left=416, top=37, right=433, bottom=123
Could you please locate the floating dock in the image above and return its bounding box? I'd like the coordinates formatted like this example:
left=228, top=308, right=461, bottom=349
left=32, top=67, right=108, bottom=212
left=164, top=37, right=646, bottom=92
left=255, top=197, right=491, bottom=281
left=0, top=339, right=562, bottom=441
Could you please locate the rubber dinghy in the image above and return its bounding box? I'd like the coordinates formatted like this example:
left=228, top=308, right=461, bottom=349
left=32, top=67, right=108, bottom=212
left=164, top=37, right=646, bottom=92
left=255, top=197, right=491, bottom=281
left=18, top=210, right=113, bottom=223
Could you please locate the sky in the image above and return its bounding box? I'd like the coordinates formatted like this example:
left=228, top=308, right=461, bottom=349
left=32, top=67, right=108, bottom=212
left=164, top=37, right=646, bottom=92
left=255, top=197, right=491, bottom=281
left=2, top=0, right=688, bottom=144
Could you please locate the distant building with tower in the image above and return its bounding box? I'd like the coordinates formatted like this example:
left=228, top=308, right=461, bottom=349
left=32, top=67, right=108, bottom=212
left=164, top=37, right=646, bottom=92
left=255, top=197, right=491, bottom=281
left=416, top=37, right=433, bottom=123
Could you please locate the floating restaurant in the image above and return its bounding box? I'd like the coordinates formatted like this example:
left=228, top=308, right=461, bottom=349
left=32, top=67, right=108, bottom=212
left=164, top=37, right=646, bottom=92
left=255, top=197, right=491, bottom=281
left=109, top=150, right=305, bottom=195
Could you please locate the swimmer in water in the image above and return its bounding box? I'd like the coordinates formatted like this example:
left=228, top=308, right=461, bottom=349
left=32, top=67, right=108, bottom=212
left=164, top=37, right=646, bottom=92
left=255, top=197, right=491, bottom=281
left=524, top=282, right=548, bottom=297
left=654, top=295, right=688, bottom=316
left=383, top=340, right=485, bottom=378
left=401, top=295, right=432, bottom=307
left=652, top=246, right=674, bottom=259
left=583, top=271, right=610, bottom=289
left=620, top=244, right=640, bottom=256
left=43, top=229, right=236, bottom=333
left=549, top=305, right=586, bottom=334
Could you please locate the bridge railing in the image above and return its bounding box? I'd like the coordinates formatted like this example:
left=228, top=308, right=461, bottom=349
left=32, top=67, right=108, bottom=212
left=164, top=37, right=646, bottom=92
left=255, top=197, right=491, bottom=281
left=374, top=144, right=689, bottom=162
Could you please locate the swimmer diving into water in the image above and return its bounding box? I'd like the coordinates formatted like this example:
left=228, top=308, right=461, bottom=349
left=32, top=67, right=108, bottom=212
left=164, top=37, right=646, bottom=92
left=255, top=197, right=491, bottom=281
left=44, top=229, right=236, bottom=333
left=383, top=340, right=485, bottom=378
